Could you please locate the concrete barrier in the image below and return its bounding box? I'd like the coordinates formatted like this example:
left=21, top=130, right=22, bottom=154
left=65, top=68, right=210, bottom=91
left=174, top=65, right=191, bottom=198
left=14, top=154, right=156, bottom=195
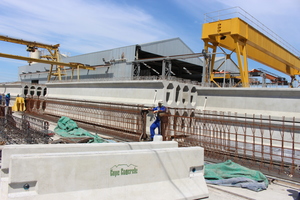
left=2, top=146, right=208, bottom=200
left=1, top=141, right=178, bottom=177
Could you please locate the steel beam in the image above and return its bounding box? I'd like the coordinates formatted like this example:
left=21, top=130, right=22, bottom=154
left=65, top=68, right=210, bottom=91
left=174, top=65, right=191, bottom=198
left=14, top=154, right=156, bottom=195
left=202, top=17, right=300, bottom=86
left=0, top=35, right=59, bottom=49
left=132, top=53, right=206, bottom=63
left=0, top=52, right=95, bottom=70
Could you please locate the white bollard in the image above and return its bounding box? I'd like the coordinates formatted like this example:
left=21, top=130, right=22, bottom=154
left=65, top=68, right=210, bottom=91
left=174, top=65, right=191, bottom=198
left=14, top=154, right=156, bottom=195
left=153, top=134, right=162, bottom=142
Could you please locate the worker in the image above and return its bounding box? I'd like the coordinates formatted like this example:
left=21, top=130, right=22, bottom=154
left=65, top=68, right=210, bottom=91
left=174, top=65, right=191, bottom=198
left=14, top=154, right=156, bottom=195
left=0, top=93, right=2, bottom=106
left=5, top=93, right=10, bottom=106
left=147, top=101, right=166, bottom=141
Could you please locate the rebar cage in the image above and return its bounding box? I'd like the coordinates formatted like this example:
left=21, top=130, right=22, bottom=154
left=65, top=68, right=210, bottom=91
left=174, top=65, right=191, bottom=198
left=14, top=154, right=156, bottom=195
left=24, top=97, right=300, bottom=181
left=0, top=107, right=52, bottom=146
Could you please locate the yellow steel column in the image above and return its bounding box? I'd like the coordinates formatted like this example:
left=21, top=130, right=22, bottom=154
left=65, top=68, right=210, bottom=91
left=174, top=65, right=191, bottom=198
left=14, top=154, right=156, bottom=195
left=48, top=64, right=54, bottom=82
left=242, top=42, right=249, bottom=87
left=209, top=45, right=217, bottom=83
left=57, top=66, right=62, bottom=81
left=233, top=36, right=249, bottom=87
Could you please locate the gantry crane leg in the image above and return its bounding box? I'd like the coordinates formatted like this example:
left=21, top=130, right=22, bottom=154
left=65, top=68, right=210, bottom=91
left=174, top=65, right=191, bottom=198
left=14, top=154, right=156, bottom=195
left=233, top=36, right=249, bottom=87
left=209, top=45, right=218, bottom=84
left=48, top=64, right=54, bottom=82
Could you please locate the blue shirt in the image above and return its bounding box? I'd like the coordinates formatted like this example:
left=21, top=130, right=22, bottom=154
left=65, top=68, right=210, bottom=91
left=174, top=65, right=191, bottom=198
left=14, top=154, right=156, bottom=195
left=152, top=106, right=166, bottom=121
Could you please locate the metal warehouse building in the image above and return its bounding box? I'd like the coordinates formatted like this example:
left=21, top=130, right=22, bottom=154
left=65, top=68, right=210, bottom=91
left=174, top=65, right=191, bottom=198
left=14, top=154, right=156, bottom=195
left=18, top=38, right=206, bottom=84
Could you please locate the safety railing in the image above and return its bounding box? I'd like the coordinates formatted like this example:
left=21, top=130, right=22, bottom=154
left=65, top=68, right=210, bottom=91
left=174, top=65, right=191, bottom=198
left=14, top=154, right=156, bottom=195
left=163, top=109, right=300, bottom=181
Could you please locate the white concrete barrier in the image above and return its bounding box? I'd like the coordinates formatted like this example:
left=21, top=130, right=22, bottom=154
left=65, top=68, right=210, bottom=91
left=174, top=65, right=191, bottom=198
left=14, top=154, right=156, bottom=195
left=2, top=146, right=208, bottom=200
left=1, top=141, right=178, bottom=178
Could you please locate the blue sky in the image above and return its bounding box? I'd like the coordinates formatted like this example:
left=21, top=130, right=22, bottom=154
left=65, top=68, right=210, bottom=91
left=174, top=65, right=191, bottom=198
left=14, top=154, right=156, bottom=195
left=0, top=0, right=299, bottom=83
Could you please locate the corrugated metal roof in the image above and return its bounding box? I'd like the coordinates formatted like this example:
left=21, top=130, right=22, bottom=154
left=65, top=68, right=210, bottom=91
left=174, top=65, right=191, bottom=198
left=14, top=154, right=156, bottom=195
left=139, top=38, right=203, bottom=66
left=139, top=38, right=194, bottom=56
left=61, top=45, right=136, bottom=65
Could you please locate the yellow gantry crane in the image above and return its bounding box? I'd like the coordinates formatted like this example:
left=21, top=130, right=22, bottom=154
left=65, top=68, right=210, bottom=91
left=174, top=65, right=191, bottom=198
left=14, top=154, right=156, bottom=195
left=0, top=35, right=95, bottom=81
left=202, top=17, right=300, bottom=87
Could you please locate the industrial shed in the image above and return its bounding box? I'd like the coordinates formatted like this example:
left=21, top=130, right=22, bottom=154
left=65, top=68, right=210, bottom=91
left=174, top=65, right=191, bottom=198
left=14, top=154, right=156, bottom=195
left=18, top=38, right=204, bottom=84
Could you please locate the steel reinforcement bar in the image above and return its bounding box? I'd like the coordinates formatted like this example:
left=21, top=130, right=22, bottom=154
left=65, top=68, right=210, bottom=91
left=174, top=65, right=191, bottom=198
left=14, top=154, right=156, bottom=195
left=164, top=109, right=300, bottom=181
left=25, top=98, right=300, bottom=181
left=26, top=97, right=146, bottom=141
left=0, top=111, right=52, bottom=145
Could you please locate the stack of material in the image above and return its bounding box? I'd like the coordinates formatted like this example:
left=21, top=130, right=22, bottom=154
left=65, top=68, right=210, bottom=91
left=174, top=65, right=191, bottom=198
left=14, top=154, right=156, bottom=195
left=205, top=160, right=269, bottom=192
left=54, top=116, right=108, bottom=143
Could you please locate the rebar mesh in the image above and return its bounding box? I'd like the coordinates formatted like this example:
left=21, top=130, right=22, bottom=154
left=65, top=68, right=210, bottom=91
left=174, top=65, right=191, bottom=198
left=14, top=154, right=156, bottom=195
left=164, top=109, right=300, bottom=181
left=0, top=112, right=52, bottom=145
left=25, top=98, right=300, bottom=181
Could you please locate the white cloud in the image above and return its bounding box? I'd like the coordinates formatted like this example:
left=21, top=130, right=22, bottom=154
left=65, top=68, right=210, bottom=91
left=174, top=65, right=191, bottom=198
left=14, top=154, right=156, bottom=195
left=220, top=0, right=300, bottom=56
left=0, top=0, right=171, bottom=55
left=219, top=0, right=300, bottom=16
left=1, top=0, right=299, bottom=82
left=175, top=0, right=300, bottom=54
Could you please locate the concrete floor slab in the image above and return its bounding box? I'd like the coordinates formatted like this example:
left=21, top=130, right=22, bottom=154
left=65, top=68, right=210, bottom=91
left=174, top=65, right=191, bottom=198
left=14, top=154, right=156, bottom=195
left=207, top=180, right=299, bottom=200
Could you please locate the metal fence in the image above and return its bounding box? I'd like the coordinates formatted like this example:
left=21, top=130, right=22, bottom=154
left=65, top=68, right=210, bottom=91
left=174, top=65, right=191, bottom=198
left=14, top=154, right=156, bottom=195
left=26, top=97, right=145, bottom=141
left=163, top=109, right=300, bottom=181
left=25, top=98, right=300, bottom=181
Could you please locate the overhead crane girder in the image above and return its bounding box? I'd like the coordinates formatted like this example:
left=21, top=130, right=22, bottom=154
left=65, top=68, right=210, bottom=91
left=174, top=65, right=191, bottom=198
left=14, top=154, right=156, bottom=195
left=0, top=35, right=60, bottom=50
left=202, top=17, right=300, bottom=87
left=0, top=35, right=95, bottom=81
left=0, top=52, right=94, bottom=70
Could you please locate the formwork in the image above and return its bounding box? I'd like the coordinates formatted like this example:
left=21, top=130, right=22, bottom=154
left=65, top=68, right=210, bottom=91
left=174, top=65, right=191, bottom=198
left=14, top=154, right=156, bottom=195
left=23, top=97, right=300, bottom=182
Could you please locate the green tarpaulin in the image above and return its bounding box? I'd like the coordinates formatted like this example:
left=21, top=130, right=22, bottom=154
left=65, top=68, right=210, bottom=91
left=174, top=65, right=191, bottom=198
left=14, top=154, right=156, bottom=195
left=54, top=116, right=108, bottom=143
left=204, top=160, right=269, bottom=191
